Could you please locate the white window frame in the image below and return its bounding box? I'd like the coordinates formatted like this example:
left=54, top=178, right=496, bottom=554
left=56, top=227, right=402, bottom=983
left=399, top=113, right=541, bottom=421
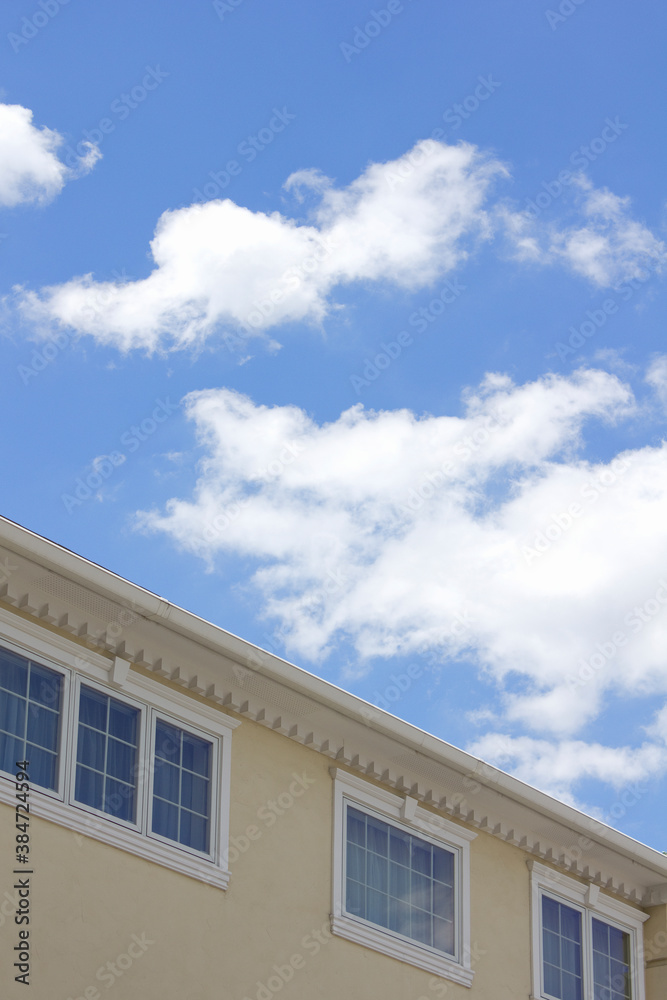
left=0, top=610, right=240, bottom=889
left=69, top=676, right=146, bottom=833
left=528, top=860, right=648, bottom=1000
left=0, top=630, right=70, bottom=802
left=331, top=768, right=476, bottom=985
left=146, top=709, right=220, bottom=862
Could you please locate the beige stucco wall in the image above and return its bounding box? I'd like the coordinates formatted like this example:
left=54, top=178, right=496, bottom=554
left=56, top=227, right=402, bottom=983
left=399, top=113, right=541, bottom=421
left=644, top=903, right=667, bottom=1000
left=0, top=706, right=537, bottom=1000
left=0, top=701, right=647, bottom=1000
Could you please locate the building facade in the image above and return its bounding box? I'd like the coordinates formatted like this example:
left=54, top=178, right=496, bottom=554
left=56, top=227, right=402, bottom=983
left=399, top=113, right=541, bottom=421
left=0, top=514, right=666, bottom=999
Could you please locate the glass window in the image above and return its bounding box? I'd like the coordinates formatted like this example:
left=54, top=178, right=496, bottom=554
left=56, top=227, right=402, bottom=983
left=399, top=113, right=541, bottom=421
left=75, top=685, right=139, bottom=823
left=541, top=896, right=583, bottom=1000
left=345, top=804, right=456, bottom=956
left=152, top=719, right=212, bottom=853
left=592, top=918, right=631, bottom=1000
left=0, top=645, right=62, bottom=790
left=540, top=895, right=633, bottom=1000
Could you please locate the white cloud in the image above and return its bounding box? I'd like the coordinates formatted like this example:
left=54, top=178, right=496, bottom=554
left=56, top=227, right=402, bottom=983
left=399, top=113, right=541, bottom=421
left=18, top=139, right=504, bottom=352
left=134, top=365, right=667, bottom=802
left=466, top=733, right=667, bottom=805
left=549, top=179, right=666, bottom=286
left=0, top=103, right=99, bottom=208
left=646, top=355, right=667, bottom=409
left=135, top=365, right=667, bottom=782
left=16, top=139, right=665, bottom=352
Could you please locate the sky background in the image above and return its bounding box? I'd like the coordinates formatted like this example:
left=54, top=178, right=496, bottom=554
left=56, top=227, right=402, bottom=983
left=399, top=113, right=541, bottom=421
left=2, top=0, right=667, bottom=850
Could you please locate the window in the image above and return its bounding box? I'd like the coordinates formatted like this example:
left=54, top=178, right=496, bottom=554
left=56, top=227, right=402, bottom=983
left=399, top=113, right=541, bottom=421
left=152, top=719, right=212, bottom=854
left=332, top=769, right=475, bottom=984
left=0, top=644, right=62, bottom=790
left=345, top=805, right=456, bottom=956
left=530, top=862, right=647, bottom=1000
left=75, top=685, right=140, bottom=822
left=0, top=632, right=238, bottom=890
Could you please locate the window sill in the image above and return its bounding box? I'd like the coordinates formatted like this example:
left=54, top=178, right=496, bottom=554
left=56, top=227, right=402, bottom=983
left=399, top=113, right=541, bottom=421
left=331, top=912, right=474, bottom=984
left=0, top=780, right=230, bottom=890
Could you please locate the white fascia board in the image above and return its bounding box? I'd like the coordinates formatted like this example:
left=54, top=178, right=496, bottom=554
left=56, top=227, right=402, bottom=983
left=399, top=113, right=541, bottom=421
left=2, top=514, right=667, bottom=884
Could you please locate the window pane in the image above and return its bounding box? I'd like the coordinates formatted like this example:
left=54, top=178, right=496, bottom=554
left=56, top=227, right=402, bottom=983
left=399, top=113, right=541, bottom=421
left=152, top=720, right=212, bottom=852
left=26, top=704, right=59, bottom=751
left=347, top=808, right=366, bottom=846
left=180, top=810, right=208, bottom=853
left=433, top=916, right=454, bottom=956
left=367, top=816, right=388, bottom=856
left=367, top=851, right=388, bottom=892
left=182, top=732, right=210, bottom=776
left=29, top=663, right=61, bottom=710
left=108, top=700, right=138, bottom=745
left=75, top=689, right=139, bottom=821
left=78, top=687, right=107, bottom=730
left=152, top=796, right=178, bottom=841
left=27, top=746, right=57, bottom=790
left=104, top=778, right=135, bottom=822
left=388, top=898, right=411, bottom=936
left=77, top=726, right=106, bottom=770
left=0, top=649, right=27, bottom=696
left=411, top=840, right=432, bottom=875
left=155, top=720, right=181, bottom=762
left=390, top=828, right=410, bottom=866
left=592, top=918, right=630, bottom=1000
left=389, top=861, right=410, bottom=901
left=0, top=692, right=25, bottom=738
left=346, top=878, right=364, bottom=917
left=433, top=846, right=454, bottom=885
left=367, top=888, right=388, bottom=927
left=410, top=907, right=432, bottom=946
left=154, top=761, right=180, bottom=804
left=542, top=897, right=583, bottom=1000
left=344, top=803, right=457, bottom=956
left=181, top=773, right=209, bottom=815
left=76, top=765, right=104, bottom=811
left=106, top=737, right=136, bottom=783
left=0, top=732, right=24, bottom=773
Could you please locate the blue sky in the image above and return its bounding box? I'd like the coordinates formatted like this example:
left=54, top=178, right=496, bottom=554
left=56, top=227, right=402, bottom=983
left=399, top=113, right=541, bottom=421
left=2, top=0, right=667, bottom=850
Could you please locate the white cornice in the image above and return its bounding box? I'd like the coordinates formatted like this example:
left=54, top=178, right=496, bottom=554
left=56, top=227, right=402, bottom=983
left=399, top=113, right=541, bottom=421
left=1, top=516, right=667, bottom=908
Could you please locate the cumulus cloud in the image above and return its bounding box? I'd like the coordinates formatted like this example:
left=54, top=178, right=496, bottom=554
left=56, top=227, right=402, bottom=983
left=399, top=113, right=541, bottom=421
left=15, top=138, right=665, bottom=352
left=136, top=365, right=667, bottom=712
left=135, top=366, right=667, bottom=798
left=0, top=103, right=99, bottom=208
left=466, top=734, right=667, bottom=806
left=18, top=139, right=504, bottom=352
left=550, top=179, right=666, bottom=286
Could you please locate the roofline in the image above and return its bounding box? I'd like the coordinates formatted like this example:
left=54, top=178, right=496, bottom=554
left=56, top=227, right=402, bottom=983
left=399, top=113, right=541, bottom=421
left=2, top=514, right=667, bottom=880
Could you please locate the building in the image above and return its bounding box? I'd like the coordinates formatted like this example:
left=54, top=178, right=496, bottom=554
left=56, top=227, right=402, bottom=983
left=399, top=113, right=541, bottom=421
left=0, top=513, right=666, bottom=999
